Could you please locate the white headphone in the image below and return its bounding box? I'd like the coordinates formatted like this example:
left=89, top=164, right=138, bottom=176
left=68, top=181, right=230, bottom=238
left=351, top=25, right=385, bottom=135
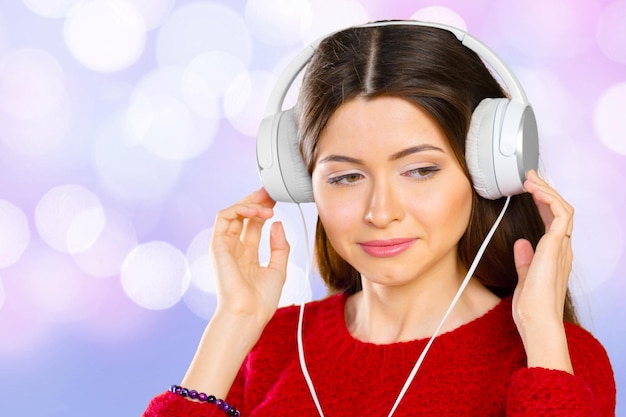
left=256, top=20, right=539, bottom=203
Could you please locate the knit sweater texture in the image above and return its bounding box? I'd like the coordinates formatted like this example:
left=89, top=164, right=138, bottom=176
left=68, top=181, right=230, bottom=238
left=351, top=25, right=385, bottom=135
left=143, top=294, right=615, bottom=416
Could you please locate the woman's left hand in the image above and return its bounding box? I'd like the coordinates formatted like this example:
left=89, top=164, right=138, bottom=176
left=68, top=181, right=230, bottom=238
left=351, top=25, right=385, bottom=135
left=512, top=169, right=574, bottom=373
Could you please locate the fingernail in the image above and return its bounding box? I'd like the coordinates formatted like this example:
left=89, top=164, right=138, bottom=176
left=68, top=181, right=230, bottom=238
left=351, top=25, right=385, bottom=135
left=527, top=170, right=539, bottom=181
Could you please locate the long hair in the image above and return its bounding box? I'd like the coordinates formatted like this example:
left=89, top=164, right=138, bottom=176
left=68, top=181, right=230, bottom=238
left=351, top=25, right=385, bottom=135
left=295, top=22, right=578, bottom=324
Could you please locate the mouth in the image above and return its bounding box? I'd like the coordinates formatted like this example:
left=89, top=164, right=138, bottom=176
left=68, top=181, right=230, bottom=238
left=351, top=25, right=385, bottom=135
left=358, top=238, right=416, bottom=258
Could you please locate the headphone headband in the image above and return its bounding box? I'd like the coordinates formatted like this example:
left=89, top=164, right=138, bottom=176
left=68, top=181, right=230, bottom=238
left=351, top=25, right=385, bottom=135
left=264, top=20, right=529, bottom=117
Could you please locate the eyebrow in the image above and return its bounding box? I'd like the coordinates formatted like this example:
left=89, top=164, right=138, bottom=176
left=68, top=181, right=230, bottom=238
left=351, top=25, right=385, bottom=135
left=317, top=144, right=445, bottom=165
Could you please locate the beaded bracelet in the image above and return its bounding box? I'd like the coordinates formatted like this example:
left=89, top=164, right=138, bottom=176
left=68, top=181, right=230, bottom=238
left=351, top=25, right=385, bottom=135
left=170, top=384, right=240, bottom=416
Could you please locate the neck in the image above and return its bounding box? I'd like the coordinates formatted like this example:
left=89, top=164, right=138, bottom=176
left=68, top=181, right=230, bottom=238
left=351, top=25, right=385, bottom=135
left=344, top=266, right=500, bottom=344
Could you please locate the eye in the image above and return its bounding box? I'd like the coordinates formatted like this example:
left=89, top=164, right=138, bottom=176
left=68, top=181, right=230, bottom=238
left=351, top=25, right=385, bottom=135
left=328, top=173, right=364, bottom=186
left=404, top=166, right=440, bottom=180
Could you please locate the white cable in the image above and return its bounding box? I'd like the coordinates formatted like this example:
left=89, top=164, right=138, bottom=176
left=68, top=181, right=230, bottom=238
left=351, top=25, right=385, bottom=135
left=296, top=204, right=326, bottom=417
left=295, top=196, right=511, bottom=417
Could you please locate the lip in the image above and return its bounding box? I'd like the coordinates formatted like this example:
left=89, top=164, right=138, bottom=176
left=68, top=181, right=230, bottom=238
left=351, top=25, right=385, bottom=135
left=358, top=238, right=416, bottom=258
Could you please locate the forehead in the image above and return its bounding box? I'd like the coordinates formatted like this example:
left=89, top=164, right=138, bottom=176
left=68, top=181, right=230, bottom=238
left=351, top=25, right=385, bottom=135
left=315, top=96, right=452, bottom=157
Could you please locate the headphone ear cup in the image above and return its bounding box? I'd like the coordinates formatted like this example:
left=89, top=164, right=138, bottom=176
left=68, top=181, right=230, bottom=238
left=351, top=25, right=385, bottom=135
left=466, top=98, right=539, bottom=200
left=466, top=98, right=506, bottom=200
left=257, top=108, right=313, bottom=203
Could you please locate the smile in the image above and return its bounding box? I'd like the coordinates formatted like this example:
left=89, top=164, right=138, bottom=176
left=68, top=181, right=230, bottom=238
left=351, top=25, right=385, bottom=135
left=358, top=238, right=416, bottom=258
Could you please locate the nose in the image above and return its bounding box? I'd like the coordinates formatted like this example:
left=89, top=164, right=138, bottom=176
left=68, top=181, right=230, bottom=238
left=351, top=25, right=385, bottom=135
left=363, top=178, right=404, bottom=228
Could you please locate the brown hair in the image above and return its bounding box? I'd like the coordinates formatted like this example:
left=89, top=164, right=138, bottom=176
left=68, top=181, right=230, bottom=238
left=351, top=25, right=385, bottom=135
left=295, top=22, right=578, bottom=324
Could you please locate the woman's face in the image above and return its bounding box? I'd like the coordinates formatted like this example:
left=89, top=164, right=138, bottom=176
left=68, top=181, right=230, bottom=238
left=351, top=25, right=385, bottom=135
left=312, top=96, right=473, bottom=288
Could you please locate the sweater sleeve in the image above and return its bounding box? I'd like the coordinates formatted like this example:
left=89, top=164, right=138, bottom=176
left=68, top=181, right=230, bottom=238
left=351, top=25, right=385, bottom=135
left=506, top=323, right=616, bottom=416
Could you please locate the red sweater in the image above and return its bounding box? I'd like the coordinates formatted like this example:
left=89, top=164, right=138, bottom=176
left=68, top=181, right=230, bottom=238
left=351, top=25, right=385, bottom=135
left=144, top=294, right=615, bottom=416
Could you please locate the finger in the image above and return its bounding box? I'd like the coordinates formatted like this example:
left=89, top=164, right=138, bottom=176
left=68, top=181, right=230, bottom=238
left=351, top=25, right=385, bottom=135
left=239, top=188, right=281, bottom=246
left=524, top=171, right=574, bottom=238
left=514, top=238, right=534, bottom=286
left=249, top=187, right=277, bottom=209
left=230, top=188, right=277, bottom=240
left=213, top=203, right=274, bottom=239
left=265, top=221, right=290, bottom=277
left=240, top=206, right=274, bottom=247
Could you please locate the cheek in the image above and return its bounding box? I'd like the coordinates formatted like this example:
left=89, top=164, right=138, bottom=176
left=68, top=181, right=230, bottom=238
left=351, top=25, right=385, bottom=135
left=433, top=182, right=473, bottom=229
left=316, top=197, right=356, bottom=237
left=314, top=183, right=362, bottom=251
left=407, top=178, right=473, bottom=231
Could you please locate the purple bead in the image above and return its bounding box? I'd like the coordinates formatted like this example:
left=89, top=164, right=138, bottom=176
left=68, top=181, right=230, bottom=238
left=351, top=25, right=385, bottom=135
left=197, top=392, right=208, bottom=402
left=180, top=388, right=189, bottom=397
left=216, top=399, right=231, bottom=412
left=189, top=390, right=198, bottom=399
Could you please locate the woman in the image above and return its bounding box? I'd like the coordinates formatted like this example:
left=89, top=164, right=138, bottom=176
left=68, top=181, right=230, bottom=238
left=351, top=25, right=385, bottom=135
left=143, top=22, right=615, bottom=416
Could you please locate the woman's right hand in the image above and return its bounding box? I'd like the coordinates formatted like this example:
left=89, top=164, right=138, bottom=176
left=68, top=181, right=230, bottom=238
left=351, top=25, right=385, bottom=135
left=210, top=187, right=290, bottom=325
left=181, top=188, right=289, bottom=398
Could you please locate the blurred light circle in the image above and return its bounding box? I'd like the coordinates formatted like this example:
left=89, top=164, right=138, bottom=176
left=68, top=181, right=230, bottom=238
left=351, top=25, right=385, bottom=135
left=182, top=51, right=247, bottom=118
left=21, top=0, right=81, bottom=18
left=66, top=207, right=107, bottom=253
left=224, top=70, right=277, bottom=137
left=596, top=0, right=626, bottom=64
left=93, top=110, right=182, bottom=202
left=127, top=92, right=194, bottom=159
left=156, top=2, right=252, bottom=68
left=125, top=66, right=186, bottom=109
left=63, top=0, right=146, bottom=72
left=128, top=0, right=176, bottom=30
left=35, top=184, right=105, bottom=254
left=188, top=256, right=215, bottom=295
left=186, top=228, right=212, bottom=264
left=0, top=200, right=30, bottom=269
left=245, top=0, right=312, bottom=46
left=594, top=82, right=626, bottom=156
left=410, top=6, right=467, bottom=30
left=126, top=66, right=219, bottom=160
left=72, top=209, right=138, bottom=278
left=186, top=228, right=215, bottom=293
left=299, top=0, right=369, bottom=44
left=0, top=48, right=66, bottom=120
left=121, top=241, right=189, bottom=310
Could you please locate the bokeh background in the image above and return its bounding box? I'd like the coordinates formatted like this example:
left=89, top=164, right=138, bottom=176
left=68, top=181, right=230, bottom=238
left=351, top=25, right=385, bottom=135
left=0, top=0, right=624, bottom=415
